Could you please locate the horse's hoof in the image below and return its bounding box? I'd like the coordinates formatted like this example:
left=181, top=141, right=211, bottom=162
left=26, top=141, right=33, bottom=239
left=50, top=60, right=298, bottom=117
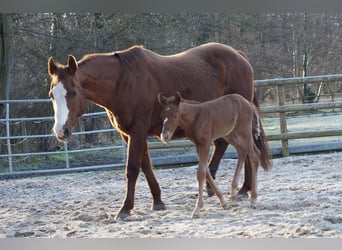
left=222, top=203, right=229, bottom=210
left=115, top=212, right=131, bottom=220
left=192, top=213, right=201, bottom=219
left=237, top=189, right=249, bottom=197
left=250, top=200, right=257, bottom=209
left=230, top=188, right=238, bottom=200
left=152, top=201, right=166, bottom=211
left=234, top=193, right=249, bottom=201
left=152, top=204, right=166, bottom=211
left=206, top=186, right=215, bottom=197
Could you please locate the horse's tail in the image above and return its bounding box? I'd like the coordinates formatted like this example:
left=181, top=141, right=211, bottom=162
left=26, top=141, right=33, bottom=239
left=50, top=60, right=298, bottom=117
left=252, top=94, right=272, bottom=172
left=252, top=105, right=261, bottom=140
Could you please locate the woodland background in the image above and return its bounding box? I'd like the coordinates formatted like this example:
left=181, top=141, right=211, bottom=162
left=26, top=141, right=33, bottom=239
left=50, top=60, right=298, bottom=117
left=0, top=13, right=341, bottom=154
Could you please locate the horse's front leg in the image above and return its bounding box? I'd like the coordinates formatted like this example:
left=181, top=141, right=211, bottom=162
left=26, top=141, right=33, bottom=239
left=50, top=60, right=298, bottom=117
left=116, top=134, right=145, bottom=220
left=140, top=141, right=165, bottom=211
left=192, top=144, right=210, bottom=218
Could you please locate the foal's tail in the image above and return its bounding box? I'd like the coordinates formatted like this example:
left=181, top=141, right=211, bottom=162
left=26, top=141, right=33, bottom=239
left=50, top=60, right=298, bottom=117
left=252, top=94, right=272, bottom=172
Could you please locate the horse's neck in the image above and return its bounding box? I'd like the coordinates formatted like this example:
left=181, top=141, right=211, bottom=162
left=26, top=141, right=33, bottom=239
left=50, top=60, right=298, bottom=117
left=78, top=57, right=120, bottom=109
left=179, top=103, right=200, bottom=130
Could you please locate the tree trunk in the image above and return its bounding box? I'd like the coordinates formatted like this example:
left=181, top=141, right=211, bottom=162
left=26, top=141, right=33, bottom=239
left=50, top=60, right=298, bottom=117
left=0, top=13, right=14, bottom=101
left=49, top=13, right=63, bottom=61
left=0, top=14, right=14, bottom=155
left=302, top=13, right=310, bottom=103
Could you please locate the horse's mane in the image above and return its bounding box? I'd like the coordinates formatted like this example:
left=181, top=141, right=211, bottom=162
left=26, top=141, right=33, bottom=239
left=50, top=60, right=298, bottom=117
left=114, top=45, right=145, bottom=69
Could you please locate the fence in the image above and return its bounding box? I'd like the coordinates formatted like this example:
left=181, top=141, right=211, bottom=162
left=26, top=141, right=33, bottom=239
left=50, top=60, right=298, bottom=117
left=1, top=74, right=342, bottom=178
left=255, top=74, right=342, bottom=156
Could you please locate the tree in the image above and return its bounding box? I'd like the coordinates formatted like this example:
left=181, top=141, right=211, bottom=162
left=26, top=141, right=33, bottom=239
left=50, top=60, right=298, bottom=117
left=0, top=14, right=14, bottom=101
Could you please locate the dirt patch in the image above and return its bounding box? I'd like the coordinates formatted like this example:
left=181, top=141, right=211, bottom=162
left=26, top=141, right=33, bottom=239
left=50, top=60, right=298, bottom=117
left=0, top=152, right=341, bottom=238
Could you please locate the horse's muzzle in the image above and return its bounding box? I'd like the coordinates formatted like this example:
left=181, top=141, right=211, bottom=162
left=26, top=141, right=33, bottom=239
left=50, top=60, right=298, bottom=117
left=55, top=127, right=71, bottom=141
left=160, top=132, right=171, bottom=144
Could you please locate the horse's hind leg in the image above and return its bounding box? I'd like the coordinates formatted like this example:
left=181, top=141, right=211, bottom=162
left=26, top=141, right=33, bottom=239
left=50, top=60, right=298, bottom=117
left=231, top=149, right=247, bottom=200
left=205, top=167, right=228, bottom=210
left=207, top=138, right=252, bottom=198
left=249, top=145, right=260, bottom=209
left=237, top=158, right=252, bottom=197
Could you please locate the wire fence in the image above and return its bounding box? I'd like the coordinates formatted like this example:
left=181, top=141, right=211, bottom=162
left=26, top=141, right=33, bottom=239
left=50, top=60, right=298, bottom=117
left=1, top=74, right=342, bottom=178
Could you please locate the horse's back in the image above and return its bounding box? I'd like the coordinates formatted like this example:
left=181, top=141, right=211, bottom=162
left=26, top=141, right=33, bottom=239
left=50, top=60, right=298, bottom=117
left=206, top=94, right=254, bottom=123
left=188, top=43, right=254, bottom=100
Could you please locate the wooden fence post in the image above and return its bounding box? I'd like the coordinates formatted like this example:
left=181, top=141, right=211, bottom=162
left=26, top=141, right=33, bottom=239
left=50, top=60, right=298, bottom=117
left=277, top=85, right=289, bottom=157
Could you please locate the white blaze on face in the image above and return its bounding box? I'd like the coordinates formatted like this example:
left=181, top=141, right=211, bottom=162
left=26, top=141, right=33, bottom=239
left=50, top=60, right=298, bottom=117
left=161, top=117, right=170, bottom=143
left=51, top=82, right=69, bottom=137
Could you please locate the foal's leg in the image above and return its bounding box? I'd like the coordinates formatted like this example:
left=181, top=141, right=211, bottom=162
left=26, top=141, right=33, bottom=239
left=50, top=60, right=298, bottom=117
left=193, top=144, right=211, bottom=218
left=207, top=138, right=252, bottom=198
left=193, top=144, right=228, bottom=218
left=140, top=142, right=165, bottom=211
left=249, top=145, right=261, bottom=209
left=231, top=148, right=247, bottom=200
left=205, top=167, right=229, bottom=210
left=206, top=138, right=228, bottom=197
left=227, top=133, right=249, bottom=200
left=238, top=158, right=252, bottom=197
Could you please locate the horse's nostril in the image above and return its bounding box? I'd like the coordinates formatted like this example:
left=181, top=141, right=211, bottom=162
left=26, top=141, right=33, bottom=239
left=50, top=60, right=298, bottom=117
left=63, top=128, right=70, bottom=138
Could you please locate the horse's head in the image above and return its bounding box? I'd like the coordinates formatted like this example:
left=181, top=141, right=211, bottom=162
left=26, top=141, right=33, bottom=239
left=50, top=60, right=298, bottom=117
left=48, top=55, right=86, bottom=142
left=157, top=92, right=183, bottom=143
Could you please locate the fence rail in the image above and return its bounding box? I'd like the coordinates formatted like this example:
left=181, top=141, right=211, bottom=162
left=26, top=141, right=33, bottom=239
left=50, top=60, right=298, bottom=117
left=1, top=74, right=342, bottom=178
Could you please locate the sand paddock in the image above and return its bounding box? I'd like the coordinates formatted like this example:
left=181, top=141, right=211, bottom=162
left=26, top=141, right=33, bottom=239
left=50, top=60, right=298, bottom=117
left=0, top=152, right=341, bottom=238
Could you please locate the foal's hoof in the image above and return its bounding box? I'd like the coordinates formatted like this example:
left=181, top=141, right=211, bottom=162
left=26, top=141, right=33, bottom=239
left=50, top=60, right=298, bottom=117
left=152, top=201, right=166, bottom=211
left=250, top=204, right=257, bottom=209
left=222, top=202, right=229, bottom=210
left=192, top=212, right=201, bottom=219
left=250, top=199, right=257, bottom=209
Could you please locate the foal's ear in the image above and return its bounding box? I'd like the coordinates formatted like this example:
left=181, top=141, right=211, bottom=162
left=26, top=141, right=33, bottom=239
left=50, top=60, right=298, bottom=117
left=157, top=92, right=167, bottom=105
left=175, top=91, right=183, bottom=105
left=67, top=55, right=78, bottom=75
left=48, top=57, right=58, bottom=76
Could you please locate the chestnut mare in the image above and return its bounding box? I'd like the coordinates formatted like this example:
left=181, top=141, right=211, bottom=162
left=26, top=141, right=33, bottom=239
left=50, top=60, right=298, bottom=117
left=158, top=92, right=271, bottom=218
left=47, top=42, right=271, bottom=219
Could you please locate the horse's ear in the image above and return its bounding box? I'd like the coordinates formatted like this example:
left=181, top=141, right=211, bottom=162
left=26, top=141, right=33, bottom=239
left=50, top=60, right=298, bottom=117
left=157, top=92, right=166, bottom=105
left=175, top=91, right=183, bottom=105
left=48, top=57, right=58, bottom=76
left=67, top=55, right=78, bottom=75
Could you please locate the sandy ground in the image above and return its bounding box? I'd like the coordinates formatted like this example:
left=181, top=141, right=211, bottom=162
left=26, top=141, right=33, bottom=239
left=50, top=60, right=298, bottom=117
left=0, top=152, right=341, bottom=238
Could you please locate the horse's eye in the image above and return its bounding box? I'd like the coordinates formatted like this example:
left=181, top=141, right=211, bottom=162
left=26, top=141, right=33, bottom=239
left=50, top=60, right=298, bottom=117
left=69, top=90, right=77, bottom=99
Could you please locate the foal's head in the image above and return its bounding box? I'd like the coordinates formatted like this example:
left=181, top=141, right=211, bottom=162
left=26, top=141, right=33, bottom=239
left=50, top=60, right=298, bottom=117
left=48, top=55, right=86, bottom=141
left=157, top=92, right=183, bottom=143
